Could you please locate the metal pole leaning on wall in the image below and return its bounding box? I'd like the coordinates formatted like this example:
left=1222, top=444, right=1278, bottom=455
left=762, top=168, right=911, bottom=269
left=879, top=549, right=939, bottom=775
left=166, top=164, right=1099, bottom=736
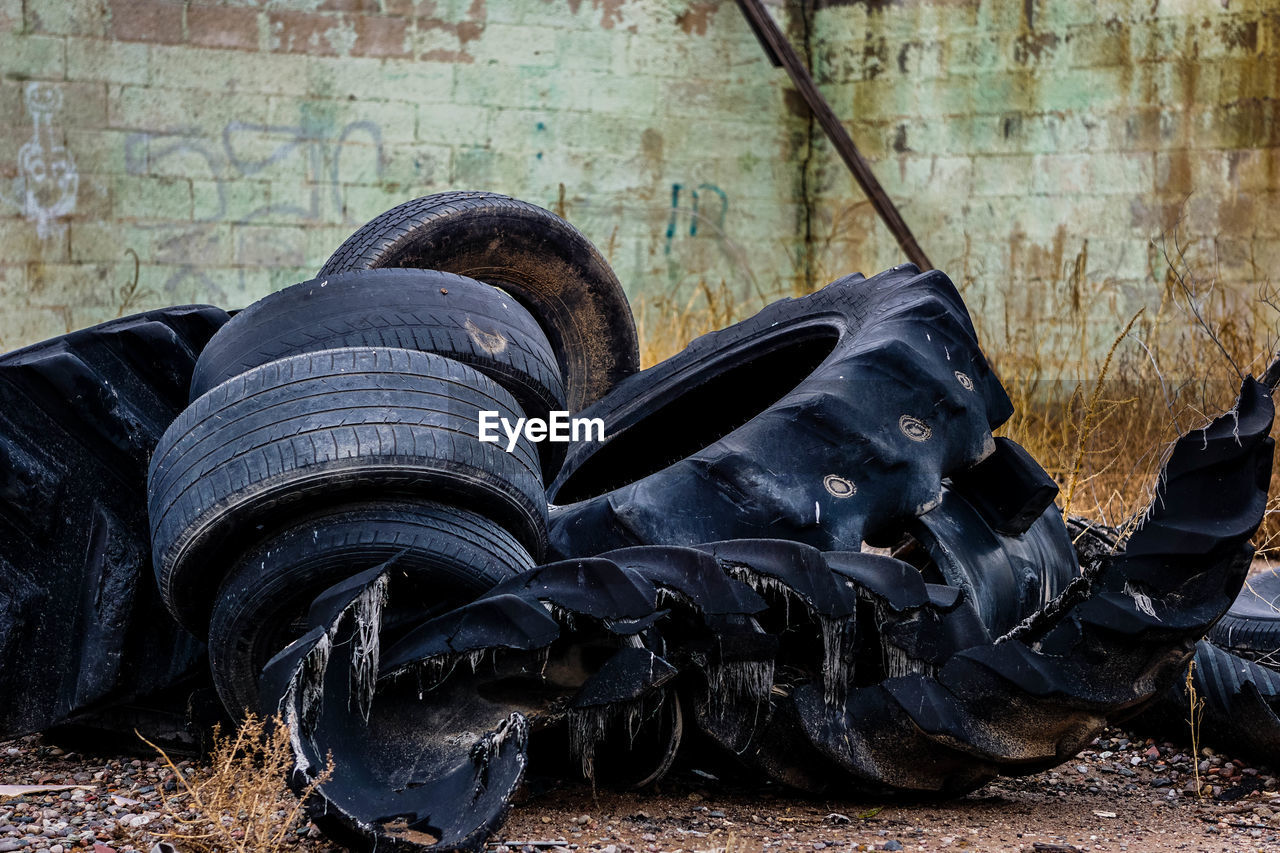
left=735, top=0, right=934, bottom=271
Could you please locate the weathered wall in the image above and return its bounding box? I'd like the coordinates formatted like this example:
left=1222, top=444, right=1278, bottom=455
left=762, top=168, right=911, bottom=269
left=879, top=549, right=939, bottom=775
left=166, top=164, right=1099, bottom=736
left=803, top=0, right=1280, bottom=358
left=0, top=0, right=803, bottom=349
left=1, top=0, right=1277, bottom=356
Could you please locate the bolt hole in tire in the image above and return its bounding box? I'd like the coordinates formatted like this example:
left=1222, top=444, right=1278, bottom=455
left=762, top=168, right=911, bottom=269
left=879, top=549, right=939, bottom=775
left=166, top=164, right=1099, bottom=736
left=546, top=265, right=1014, bottom=561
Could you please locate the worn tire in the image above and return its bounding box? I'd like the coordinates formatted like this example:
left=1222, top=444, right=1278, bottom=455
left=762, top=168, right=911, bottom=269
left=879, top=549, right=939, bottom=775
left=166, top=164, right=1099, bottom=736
left=1140, top=640, right=1280, bottom=763
left=319, top=190, right=638, bottom=411
left=189, top=268, right=569, bottom=477
left=546, top=264, right=1014, bottom=559
left=208, top=500, right=534, bottom=715
left=1208, top=567, right=1280, bottom=664
left=148, top=347, right=548, bottom=633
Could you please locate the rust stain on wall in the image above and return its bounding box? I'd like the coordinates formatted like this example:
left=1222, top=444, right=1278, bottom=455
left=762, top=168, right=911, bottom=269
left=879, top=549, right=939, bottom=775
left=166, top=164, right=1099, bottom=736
left=1012, top=31, right=1059, bottom=65
left=675, top=2, right=719, bottom=36
left=562, top=0, right=626, bottom=30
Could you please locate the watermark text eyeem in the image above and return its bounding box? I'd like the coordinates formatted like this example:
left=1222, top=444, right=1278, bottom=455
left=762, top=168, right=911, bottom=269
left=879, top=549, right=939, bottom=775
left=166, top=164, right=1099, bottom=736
left=478, top=411, right=604, bottom=452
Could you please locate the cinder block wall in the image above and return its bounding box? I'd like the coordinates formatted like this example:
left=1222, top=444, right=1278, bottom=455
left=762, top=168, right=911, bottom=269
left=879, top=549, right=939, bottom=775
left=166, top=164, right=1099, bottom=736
left=0, top=0, right=804, bottom=347
left=803, top=0, right=1280, bottom=356
left=1, top=0, right=1276, bottom=356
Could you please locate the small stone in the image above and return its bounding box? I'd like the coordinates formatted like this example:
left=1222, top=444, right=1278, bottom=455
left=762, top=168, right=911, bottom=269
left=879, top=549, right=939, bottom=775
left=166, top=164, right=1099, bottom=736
left=709, top=811, right=725, bottom=818
left=883, top=842, right=904, bottom=852
left=574, top=815, right=591, bottom=826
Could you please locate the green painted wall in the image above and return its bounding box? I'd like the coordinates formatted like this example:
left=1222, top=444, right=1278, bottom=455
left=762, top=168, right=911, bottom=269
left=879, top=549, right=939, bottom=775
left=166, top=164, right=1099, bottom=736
left=1, top=0, right=1276, bottom=355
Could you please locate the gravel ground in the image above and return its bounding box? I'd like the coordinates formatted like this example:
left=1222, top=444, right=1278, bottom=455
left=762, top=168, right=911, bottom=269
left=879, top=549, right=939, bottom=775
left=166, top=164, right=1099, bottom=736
left=3, top=727, right=1280, bottom=852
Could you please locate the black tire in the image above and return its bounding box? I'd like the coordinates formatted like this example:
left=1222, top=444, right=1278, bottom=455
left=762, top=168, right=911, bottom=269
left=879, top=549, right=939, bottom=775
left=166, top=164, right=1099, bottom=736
left=190, top=268, right=569, bottom=478
left=208, top=500, right=534, bottom=716
left=1208, top=567, right=1280, bottom=664
left=0, top=305, right=227, bottom=740
left=905, top=486, right=1077, bottom=637
left=319, top=190, right=639, bottom=411
left=148, top=347, right=548, bottom=633
left=1139, top=640, right=1280, bottom=764
left=546, top=264, right=1014, bottom=559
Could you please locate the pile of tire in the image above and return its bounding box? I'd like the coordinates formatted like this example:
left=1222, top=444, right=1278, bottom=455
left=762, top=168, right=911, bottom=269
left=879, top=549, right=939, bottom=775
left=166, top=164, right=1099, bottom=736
left=2, top=188, right=1272, bottom=853
left=263, top=369, right=1273, bottom=851
left=145, top=192, right=640, bottom=717
left=155, top=192, right=1280, bottom=853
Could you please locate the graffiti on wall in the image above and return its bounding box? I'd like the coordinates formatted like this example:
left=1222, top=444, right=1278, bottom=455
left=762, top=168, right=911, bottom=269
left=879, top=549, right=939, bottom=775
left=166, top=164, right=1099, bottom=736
left=122, top=114, right=386, bottom=298
left=126, top=117, right=384, bottom=225
left=664, top=182, right=728, bottom=256
left=0, top=83, right=79, bottom=239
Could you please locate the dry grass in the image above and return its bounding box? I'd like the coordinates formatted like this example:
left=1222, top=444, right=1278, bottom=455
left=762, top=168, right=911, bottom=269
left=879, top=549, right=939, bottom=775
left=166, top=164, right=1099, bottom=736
left=635, top=280, right=753, bottom=367
left=971, top=230, right=1280, bottom=553
left=140, top=714, right=331, bottom=853
left=633, top=226, right=1280, bottom=554
left=1187, top=659, right=1207, bottom=799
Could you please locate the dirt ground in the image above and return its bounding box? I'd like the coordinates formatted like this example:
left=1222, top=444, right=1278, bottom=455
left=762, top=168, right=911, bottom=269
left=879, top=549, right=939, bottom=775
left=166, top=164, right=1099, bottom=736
left=495, top=731, right=1280, bottom=853
left=4, top=726, right=1280, bottom=853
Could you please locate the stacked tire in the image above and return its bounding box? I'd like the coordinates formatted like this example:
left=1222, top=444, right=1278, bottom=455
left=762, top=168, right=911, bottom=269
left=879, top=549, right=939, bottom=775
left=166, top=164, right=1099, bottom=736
left=141, top=195, right=1082, bottom=736
left=74, top=186, right=1268, bottom=853
left=146, top=193, right=640, bottom=715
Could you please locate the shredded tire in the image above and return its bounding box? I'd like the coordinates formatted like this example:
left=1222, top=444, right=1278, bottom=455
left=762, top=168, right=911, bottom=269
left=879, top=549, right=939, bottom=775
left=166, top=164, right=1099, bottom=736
left=0, top=306, right=228, bottom=739
left=208, top=500, right=534, bottom=716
